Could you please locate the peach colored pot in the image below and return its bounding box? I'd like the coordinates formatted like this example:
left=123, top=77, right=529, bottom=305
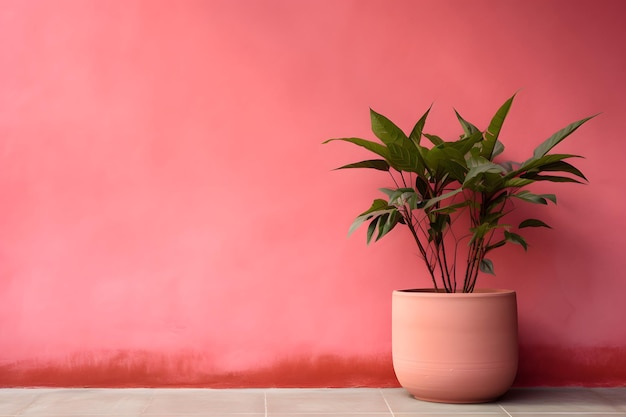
left=392, top=289, right=518, bottom=403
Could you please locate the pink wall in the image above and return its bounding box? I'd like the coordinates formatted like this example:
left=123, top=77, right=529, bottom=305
left=1, top=0, right=625, bottom=387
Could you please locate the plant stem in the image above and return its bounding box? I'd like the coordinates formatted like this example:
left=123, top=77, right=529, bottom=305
left=404, top=209, right=438, bottom=291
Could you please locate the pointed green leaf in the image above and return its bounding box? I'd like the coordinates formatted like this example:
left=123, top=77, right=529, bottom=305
left=380, top=188, right=420, bottom=208
left=415, top=176, right=430, bottom=199
left=323, top=137, right=390, bottom=160
left=453, top=131, right=484, bottom=155
left=485, top=240, right=506, bottom=253
left=505, top=231, right=528, bottom=250
left=357, top=199, right=391, bottom=217
left=335, top=159, right=390, bottom=171
left=537, top=160, right=587, bottom=181
left=370, top=109, right=410, bottom=146
left=504, top=177, right=534, bottom=188
left=454, top=109, right=481, bottom=138
left=377, top=211, right=401, bottom=241
left=542, top=193, right=557, bottom=204
left=512, top=190, right=548, bottom=205
left=492, top=140, right=505, bottom=157
left=431, top=200, right=471, bottom=214
left=482, top=94, right=515, bottom=159
left=480, top=258, right=495, bottom=275
left=387, top=142, right=421, bottom=172
left=463, top=159, right=506, bottom=188
left=366, top=217, right=380, bottom=244
left=533, top=115, right=597, bottom=158
left=349, top=199, right=393, bottom=236
left=423, top=188, right=463, bottom=209
left=519, top=153, right=582, bottom=173
left=521, top=173, right=585, bottom=184
left=409, top=106, right=432, bottom=147
left=423, top=133, right=444, bottom=146
left=519, top=219, right=552, bottom=229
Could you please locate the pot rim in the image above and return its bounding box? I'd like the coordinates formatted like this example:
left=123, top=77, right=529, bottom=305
left=393, top=288, right=515, bottom=297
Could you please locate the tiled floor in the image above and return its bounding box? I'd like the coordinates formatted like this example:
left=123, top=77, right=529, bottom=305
left=0, top=387, right=624, bottom=417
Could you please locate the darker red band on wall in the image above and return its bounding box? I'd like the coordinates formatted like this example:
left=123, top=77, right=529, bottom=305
left=0, top=352, right=398, bottom=388
left=0, top=346, right=624, bottom=388
left=516, top=345, right=626, bottom=387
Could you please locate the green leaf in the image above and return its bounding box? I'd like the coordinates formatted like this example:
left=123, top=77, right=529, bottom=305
left=423, top=133, right=444, bottom=146
left=463, top=159, right=506, bottom=188
left=482, top=211, right=507, bottom=226
left=323, top=137, right=390, bottom=160
left=503, top=177, right=534, bottom=188
left=542, top=193, right=557, bottom=204
left=454, top=109, right=481, bottom=138
left=423, top=188, right=463, bottom=209
left=485, top=240, right=506, bottom=253
left=409, top=106, right=432, bottom=147
left=388, top=142, right=422, bottom=172
left=366, top=217, right=380, bottom=244
left=349, top=199, right=393, bottom=236
left=482, top=94, right=515, bottom=159
left=521, top=173, right=585, bottom=184
left=415, top=176, right=430, bottom=199
left=537, top=160, right=587, bottom=181
left=381, top=188, right=420, bottom=209
left=370, top=109, right=410, bottom=146
left=533, top=115, right=598, bottom=159
left=453, top=131, right=484, bottom=155
left=431, top=200, right=471, bottom=214
left=356, top=199, right=391, bottom=217
left=519, top=153, right=582, bottom=173
left=377, top=211, right=401, bottom=241
left=505, top=231, right=528, bottom=250
left=492, top=140, right=505, bottom=157
left=426, top=142, right=471, bottom=183
left=335, top=159, right=390, bottom=171
left=519, top=219, right=552, bottom=229
left=480, top=258, right=495, bottom=275
left=512, top=190, right=553, bottom=205
left=486, top=191, right=509, bottom=211
left=470, top=223, right=491, bottom=242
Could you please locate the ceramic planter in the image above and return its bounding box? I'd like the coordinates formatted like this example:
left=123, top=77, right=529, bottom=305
left=392, top=288, right=518, bottom=403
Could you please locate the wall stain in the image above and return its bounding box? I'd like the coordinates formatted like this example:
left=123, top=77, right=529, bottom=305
left=1, top=346, right=624, bottom=387
left=0, top=351, right=399, bottom=388
left=516, top=345, right=626, bottom=386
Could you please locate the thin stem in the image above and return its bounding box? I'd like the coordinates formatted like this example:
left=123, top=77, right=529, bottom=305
left=403, top=207, right=438, bottom=291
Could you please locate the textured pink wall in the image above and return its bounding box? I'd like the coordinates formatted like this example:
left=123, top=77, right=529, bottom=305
left=1, top=0, right=625, bottom=386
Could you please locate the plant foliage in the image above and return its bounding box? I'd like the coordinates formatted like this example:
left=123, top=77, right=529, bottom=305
left=324, top=94, right=595, bottom=292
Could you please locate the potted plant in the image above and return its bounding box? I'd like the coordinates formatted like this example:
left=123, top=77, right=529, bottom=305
left=323, top=93, right=595, bottom=403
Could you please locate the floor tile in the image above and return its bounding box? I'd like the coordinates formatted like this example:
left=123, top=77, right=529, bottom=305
left=509, top=414, right=626, bottom=417
left=20, top=389, right=152, bottom=417
left=266, top=388, right=389, bottom=414
left=395, top=414, right=506, bottom=417
left=267, top=414, right=390, bottom=417
left=382, top=388, right=506, bottom=414
left=0, top=387, right=624, bottom=416
left=19, top=389, right=151, bottom=416
left=593, top=388, right=626, bottom=411
left=142, top=388, right=265, bottom=415
left=498, top=388, right=621, bottom=413
left=0, top=389, right=41, bottom=415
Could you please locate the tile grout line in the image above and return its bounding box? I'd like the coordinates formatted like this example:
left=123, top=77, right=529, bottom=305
left=498, top=403, right=513, bottom=417
left=140, top=389, right=156, bottom=415
left=15, top=391, right=40, bottom=417
left=379, top=388, right=395, bottom=417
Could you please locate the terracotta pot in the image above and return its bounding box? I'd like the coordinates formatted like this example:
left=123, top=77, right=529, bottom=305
left=392, top=288, right=518, bottom=403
